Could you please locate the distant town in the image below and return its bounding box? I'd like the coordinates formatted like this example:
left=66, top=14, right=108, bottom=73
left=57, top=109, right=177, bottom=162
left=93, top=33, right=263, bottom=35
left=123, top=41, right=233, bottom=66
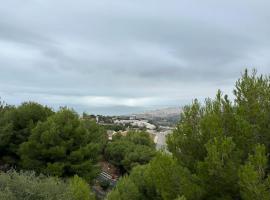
left=82, top=107, right=181, bottom=150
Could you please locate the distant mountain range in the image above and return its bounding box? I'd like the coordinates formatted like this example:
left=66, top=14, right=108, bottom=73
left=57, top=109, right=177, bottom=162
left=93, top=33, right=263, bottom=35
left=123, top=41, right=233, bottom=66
left=134, top=107, right=182, bottom=119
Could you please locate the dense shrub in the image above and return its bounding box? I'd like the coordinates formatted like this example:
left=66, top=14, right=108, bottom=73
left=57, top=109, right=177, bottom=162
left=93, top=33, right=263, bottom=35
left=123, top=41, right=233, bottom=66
left=105, top=131, right=156, bottom=173
left=0, top=170, right=95, bottom=200
left=0, top=102, right=53, bottom=165
left=19, top=108, right=106, bottom=181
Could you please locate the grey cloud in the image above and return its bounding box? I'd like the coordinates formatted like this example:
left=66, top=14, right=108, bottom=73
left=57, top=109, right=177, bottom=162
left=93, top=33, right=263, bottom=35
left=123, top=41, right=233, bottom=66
left=0, top=0, right=270, bottom=115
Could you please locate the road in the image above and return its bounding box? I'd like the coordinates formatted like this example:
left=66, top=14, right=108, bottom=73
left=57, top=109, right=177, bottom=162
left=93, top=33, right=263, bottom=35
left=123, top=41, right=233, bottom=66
left=155, top=130, right=172, bottom=150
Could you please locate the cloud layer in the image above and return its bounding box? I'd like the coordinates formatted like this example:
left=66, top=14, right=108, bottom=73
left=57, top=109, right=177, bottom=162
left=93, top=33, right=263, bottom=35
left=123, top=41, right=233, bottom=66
left=1, top=0, right=270, bottom=115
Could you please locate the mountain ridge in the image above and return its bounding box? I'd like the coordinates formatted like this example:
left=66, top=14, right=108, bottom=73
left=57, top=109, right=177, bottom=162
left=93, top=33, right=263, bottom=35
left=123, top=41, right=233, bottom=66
left=133, top=107, right=182, bottom=119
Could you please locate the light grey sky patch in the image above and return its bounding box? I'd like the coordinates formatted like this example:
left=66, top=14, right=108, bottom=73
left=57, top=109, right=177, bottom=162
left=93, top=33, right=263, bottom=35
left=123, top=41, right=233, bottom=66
left=0, top=0, right=270, bottom=115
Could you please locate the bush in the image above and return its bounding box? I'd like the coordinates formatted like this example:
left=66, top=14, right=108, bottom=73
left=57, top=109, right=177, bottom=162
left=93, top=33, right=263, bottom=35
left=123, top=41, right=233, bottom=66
left=0, top=102, right=53, bottom=165
left=19, top=108, right=106, bottom=181
left=0, top=170, right=95, bottom=200
left=105, top=131, right=156, bottom=173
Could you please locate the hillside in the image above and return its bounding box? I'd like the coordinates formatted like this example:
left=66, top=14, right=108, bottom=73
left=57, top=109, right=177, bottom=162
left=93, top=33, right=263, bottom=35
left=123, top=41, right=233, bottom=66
left=134, top=107, right=182, bottom=119
left=133, top=107, right=182, bottom=127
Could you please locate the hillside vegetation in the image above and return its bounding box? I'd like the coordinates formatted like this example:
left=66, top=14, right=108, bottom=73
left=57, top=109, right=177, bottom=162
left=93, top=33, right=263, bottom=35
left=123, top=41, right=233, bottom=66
left=0, top=99, right=156, bottom=199
left=0, top=69, right=270, bottom=200
left=0, top=170, right=95, bottom=200
left=107, top=69, right=270, bottom=200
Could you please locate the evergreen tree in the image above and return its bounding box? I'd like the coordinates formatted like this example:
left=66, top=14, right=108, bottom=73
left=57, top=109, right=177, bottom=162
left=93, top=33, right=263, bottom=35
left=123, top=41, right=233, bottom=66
left=109, top=70, right=270, bottom=199
left=19, top=108, right=106, bottom=181
left=0, top=102, right=53, bottom=165
left=238, top=144, right=270, bottom=200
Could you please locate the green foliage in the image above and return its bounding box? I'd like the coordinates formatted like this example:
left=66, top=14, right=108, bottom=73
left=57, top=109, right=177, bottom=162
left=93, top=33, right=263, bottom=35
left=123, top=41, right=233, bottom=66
left=105, top=131, right=156, bottom=172
left=107, top=176, right=140, bottom=200
left=166, top=69, right=270, bottom=199
left=0, top=170, right=94, bottom=200
left=101, top=124, right=126, bottom=131
left=234, top=69, right=270, bottom=150
left=108, top=69, right=270, bottom=199
left=0, top=98, right=9, bottom=114
left=0, top=102, right=53, bottom=164
left=197, top=137, right=240, bottom=199
left=108, top=153, right=203, bottom=200
left=19, top=108, right=106, bottom=180
left=148, top=153, right=203, bottom=200
left=167, top=99, right=204, bottom=171
left=2, top=69, right=270, bottom=200
left=175, top=196, right=187, bottom=200
left=125, top=131, right=155, bottom=147
left=238, top=144, right=270, bottom=200
left=129, top=165, right=161, bottom=200
left=67, top=175, right=95, bottom=200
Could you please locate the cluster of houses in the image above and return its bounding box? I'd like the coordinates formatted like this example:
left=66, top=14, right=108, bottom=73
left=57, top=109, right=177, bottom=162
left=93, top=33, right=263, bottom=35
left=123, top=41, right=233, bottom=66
left=82, top=113, right=173, bottom=149
left=105, top=116, right=173, bottom=150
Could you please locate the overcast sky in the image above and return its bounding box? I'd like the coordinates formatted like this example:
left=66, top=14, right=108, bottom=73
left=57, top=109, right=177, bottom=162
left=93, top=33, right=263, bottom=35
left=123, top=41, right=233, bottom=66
left=0, top=0, right=270, bottom=115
